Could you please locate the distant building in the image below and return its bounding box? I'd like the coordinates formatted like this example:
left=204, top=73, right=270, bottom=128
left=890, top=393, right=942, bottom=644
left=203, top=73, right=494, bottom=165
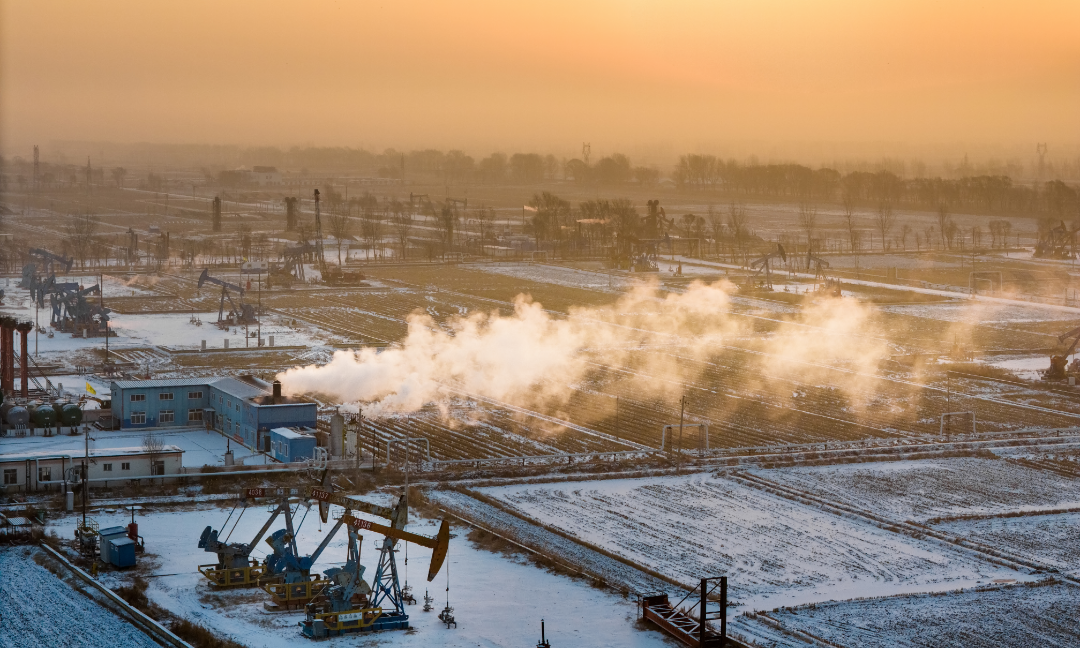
left=247, top=166, right=281, bottom=186
left=109, top=376, right=317, bottom=453
left=0, top=445, right=184, bottom=493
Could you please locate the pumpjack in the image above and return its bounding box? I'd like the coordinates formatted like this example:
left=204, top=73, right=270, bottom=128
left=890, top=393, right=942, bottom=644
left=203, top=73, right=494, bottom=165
left=197, top=268, right=256, bottom=329
left=1045, top=324, right=1080, bottom=380
left=50, top=284, right=110, bottom=336
left=1034, top=220, right=1080, bottom=260
left=746, top=243, right=787, bottom=291
left=21, top=248, right=75, bottom=302
left=197, top=488, right=301, bottom=588
left=299, top=487, right=451, bottom=638
left=261, top=472, right=354, bottom=611
left=806, top=249, right=842, bottom=297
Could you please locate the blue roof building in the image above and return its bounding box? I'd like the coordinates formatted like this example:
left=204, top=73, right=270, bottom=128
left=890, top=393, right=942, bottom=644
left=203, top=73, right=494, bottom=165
left=109, top=376, right=318, bottom=452
left=269, top=426, right=319, bottom=463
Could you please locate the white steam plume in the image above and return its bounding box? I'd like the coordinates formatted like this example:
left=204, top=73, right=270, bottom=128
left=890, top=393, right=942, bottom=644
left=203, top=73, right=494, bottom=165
left=276, top=280, right=888, bottom=416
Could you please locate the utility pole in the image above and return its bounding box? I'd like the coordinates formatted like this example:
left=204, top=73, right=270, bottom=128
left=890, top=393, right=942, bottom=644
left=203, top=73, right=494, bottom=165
left=615, top=396, right=620, bottom=443
left=677, top=395, right=687, bottom=474
left=946, top=372, right=951, bottom=440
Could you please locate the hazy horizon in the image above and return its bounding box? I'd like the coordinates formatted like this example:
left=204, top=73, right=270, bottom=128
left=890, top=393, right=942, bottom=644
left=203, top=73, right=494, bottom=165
left=3, top=0, right=1079, bottom=163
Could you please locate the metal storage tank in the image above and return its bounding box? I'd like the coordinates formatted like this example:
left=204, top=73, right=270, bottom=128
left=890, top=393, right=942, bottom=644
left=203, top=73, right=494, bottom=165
left=28, top=402, right=58, bottom=428
left=2, top=402, right=29, bottom=428
left=52, top=402, right=83, bottom=427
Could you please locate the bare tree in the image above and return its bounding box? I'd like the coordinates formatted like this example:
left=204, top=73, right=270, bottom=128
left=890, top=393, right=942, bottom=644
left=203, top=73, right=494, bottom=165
left=389, top=201, right=412, bottom=260
left=900, top=223, right=912, bottom=251
left=474, top=205, right=496, bottom=255
left=66, top=214, right=99, bottom=268
left=143, top=432, right=165, bottom=481
left=327, top=212, right=352, bottom=264
left=361, top=204, right=382, bottom=261
left=875, top=201, right=895, bottom=251
left=727, top=202, right=747, bottom=264
left=842, top=198, right=859, bottom=253
left=437, top=202, right=459, bottom=258
left=111, top=167, right=127, bottom=189
left=798, top=202, right=818, bottom=251
left=937, top=204, right=951, bottom=249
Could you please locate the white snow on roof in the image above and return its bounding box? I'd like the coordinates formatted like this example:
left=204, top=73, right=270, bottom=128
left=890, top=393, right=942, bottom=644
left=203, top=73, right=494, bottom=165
left=0, top=445, right=183, bottom=461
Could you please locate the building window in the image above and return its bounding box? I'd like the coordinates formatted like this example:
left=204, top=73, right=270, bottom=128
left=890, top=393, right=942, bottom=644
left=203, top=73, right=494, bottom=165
left=160, top=410, right=175, bottom=423
left=104, top=463, right=113, bottom=472
left=235, top=403, right=240, bottom=413
left=122, top=462, right=130, bottom=471
left=151, top=461, right=165, bottom=476
left=159, top=392, right=174, bottom=401
left=3, top=469, right=16, bottom=485
left=130, top=393, right=146, bottom=402
left=188, top=391, right=203, bottom=400
left=227, top=399, right=232, bottom=408
left=131, top=411, right=146, bottom=424
left=37, top=467, right=52, bottom=482
left=188, top=409, right=203, bottom=422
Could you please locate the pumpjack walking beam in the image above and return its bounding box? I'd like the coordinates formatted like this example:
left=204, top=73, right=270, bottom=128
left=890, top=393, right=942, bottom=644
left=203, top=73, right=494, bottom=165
left=198, top=487, right=301, bottom=588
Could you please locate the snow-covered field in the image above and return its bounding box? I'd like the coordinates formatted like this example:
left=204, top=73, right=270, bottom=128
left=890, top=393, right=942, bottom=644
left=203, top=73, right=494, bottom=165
left=935, top=512, right=1080, bottom=577
left=754, top=458, right=1080, bottom=522
left=878, top=300, right=1075, bottom=325
left=763, top=581, right=1080, bottom=648
left=469, top=262, right=644, bottom=293
left=47, top=503, right=672, bottom=648
left=2, top=426, right=269, bottom=467
left=476, top=472, right=1030, bottom=611
left=982, top=355, right=1050, bottom=380
left=108, top=311, right=326, bottom=350
left=0, top=547, right=160, bottom=648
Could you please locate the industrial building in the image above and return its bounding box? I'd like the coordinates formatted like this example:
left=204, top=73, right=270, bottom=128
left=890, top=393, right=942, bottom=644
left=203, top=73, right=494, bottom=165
left=109, top=376, right=317, bottom=452
left=0, top=445, right=184, bottom=493
left=268, top=426, right=318, bottom=463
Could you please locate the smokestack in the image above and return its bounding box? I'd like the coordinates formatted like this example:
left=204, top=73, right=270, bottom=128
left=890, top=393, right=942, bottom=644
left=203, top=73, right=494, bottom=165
left=0, top=319, right=8, bottom=395
left=17, top=322, right=32, bottom=398
left=272, top=380, right=282, bottom=404
left=1, top=318, right=14, bottom=395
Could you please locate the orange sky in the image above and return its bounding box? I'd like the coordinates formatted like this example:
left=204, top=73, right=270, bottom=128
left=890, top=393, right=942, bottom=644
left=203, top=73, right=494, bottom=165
left=2, top=0, right=1079, bottom=159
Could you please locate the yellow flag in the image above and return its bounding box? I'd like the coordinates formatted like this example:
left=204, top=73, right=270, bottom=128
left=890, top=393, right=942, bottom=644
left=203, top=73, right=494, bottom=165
left=86, top=382, right=97, bottom=395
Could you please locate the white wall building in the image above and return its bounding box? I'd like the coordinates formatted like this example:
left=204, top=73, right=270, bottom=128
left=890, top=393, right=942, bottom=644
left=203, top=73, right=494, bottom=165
left=0, top=445, right=184, bottom=493
left=247, top=166, right=282, bottom=186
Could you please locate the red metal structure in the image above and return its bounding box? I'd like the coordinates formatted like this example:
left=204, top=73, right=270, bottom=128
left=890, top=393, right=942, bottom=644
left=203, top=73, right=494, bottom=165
left=17, top=321, right=32, bottom=398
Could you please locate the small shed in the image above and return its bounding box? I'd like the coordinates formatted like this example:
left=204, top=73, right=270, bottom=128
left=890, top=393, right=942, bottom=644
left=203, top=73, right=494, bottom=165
left=108, top=537, right=137, bottom=568
left=98, top=526, right=128, bottom=564
left=269, top=427, right=317, bottom=463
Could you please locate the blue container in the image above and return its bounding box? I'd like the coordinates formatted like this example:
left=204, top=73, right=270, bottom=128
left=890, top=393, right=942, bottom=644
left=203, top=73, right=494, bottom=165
left=98, top=526, right=127, bottom=564
left=109, top=537, right=137, bottom=568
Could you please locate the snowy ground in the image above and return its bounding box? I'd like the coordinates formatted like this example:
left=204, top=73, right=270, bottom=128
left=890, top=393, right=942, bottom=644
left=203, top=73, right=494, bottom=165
left=468, top=262, right=645, bottom=293
left=109, top=311, right=327, bottom=350
left=475, top=472, right=1030, bottom=612
left=0, top=273, right=157, bottom=299
left=877, top=300, right=1075, bottom=325
left=46, top=503, right=675, bottom=648
left=754, top=458, right=1080, bottom=522
left=0, top=547, right=160, bottom=648
left=935, top=512, right=1080, bottom=577
left=0, top=306, right=330, bottom=356
left=982, top=355, right=1051, bottom=380
left=763, top=581, right=1080, bottom=648
left=1, top=426, right=270, bottom=467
